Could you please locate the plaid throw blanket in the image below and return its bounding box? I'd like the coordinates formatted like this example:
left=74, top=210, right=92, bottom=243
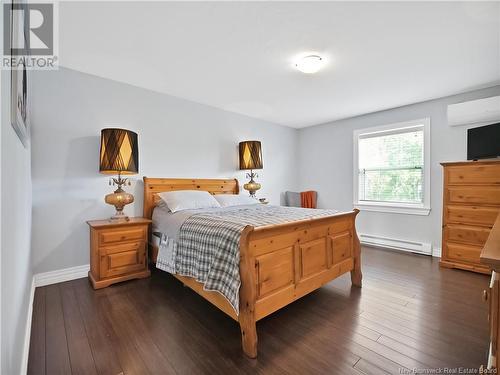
left=165, top=205, right=339, bottom=314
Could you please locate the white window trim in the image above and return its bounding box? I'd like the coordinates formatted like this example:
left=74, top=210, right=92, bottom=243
left=353, top=118, right=431, bottom=216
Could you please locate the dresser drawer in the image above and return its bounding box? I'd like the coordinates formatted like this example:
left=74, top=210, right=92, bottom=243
left=446, top=164, right=500, bottom=185
left=99, top=226, right=145, bottom=245
left=445, top=224, right=491, bottom=246
left=446, top=205, right=500, bottom=227
left=447, top=187, right=500, bottom=206
left=445, top=242, right=482, bottom=264
left=99, top=241, right=146, bottom=278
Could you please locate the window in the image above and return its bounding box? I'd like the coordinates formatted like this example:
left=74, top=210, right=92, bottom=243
left=353, top=118, right=431, bottom=215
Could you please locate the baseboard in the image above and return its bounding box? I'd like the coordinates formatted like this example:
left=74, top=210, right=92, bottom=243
left=360, top=233, right=432, bottom=255
left=34, top=264, right=90, bottom=287
left=432, top=247, right=442, bottom=258
left=21, top=277, right=35, bottom=375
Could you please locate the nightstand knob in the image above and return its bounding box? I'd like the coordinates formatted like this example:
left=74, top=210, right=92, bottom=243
left=483, top=289, right=489, bottom=303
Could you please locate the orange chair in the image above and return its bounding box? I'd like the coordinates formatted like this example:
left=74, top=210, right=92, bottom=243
left=285, top=191, right=317, bottom=209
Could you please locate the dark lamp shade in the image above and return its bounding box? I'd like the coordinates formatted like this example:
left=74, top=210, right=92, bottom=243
left=239, top=141, right=263, bottom=170
left=99, top=128, right=139, bottom=175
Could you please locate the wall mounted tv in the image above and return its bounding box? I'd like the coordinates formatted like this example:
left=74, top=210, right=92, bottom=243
left=467, top=122, right=500, bottom=160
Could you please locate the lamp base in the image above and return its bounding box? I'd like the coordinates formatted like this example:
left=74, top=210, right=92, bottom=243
left=243, top=171, right=261, bottom=197
left=105, top=189, right=134, bottom=221
left=109, top=212, right=131, bottom=222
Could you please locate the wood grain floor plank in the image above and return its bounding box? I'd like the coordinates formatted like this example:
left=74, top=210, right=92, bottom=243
left=354, top=358, right=391, bottom=375
left=59, top=282, right=98, bottom=375
left=359, top=299, right=488, bottom=341
left=72, top=278, right=129, bottom=375
left=263, top=301, right=405, bottom=374
left=314, top=287, right=486, bottom=365
left=358, top=310, right=486, bottom=366
left=100, top=286, right=177, bottom=375
left=376, top=335, right=448, bottom=369
left=356, top=315, right=476, bottom=366
left=28, top=247, right=490, bottom=374
left=27, top=288, right=46, bottom=375
left=356, top=287, right=487, bottom=333
left=45, top=284, right=72, bottom=375
left=261, top=312, right=363, bottom=374
left=126, top=280, right=250, bottom=375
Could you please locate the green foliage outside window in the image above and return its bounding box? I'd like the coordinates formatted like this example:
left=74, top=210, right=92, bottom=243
left=359, top=128, right=424, bottom=204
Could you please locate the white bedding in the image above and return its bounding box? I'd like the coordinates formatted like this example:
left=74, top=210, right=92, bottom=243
left=152, top=203, right=340, bottom=279
left=152, top=204, right=259, bottom=273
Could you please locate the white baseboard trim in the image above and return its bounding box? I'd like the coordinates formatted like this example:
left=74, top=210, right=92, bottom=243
left=360, top=233, right=432, bottom=256
left=432, top=247, right=442, bottom=258
left=21, top=277, right=35, bottom=375
left=34, top=264, right=90, bottom=287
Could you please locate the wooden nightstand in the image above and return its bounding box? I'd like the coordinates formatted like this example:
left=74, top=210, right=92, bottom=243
left=87, top=217, right=152, bottom=289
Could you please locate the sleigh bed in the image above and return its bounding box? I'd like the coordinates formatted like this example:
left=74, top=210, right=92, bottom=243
left=143, top=177, right=362, bottom=358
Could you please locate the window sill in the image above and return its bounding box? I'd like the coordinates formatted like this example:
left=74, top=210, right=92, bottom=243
left=354, top=202, right=431, bottom=216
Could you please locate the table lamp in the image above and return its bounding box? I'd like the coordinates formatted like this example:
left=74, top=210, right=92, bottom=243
left=99, top=128, right=139, bottom=221
left=239, top=140, right=263, bottom=197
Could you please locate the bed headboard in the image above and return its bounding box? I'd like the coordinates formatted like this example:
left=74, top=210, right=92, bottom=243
left=143, top=177, right=239, bottom=219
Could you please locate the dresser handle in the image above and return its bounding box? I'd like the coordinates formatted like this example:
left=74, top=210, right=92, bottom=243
left=482, top=289, right=489, bottom=302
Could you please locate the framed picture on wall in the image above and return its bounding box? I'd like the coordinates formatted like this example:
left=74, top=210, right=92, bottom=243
left=10, top=1, right=30, bottom=148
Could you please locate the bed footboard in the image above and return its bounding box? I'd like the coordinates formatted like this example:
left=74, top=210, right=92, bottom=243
left=238, top=209, right=361, bottom=358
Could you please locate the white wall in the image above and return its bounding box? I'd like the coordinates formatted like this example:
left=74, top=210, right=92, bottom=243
left=298, top=85, right=500, bottom=253
left=1, top=65, right=33, bottom=373
left=29, top=67, right=500, bottom=275
left=31, top=67, right=299, bottom=274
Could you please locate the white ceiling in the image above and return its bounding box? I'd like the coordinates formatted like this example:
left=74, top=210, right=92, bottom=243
left=59, top=1, right=500, bottom=128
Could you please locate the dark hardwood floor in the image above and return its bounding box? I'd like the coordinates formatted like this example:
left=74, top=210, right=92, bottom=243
left=27, top=247, right=490, bottom=375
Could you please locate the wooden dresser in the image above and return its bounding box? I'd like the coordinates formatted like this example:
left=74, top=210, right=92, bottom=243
left=87, top=217, right=151, bottom=289
left=480, top=213, right=500, bottom=370
left=440, top=160, right=500, bottom=274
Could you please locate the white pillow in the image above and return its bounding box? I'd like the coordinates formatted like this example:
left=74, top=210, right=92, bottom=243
left=214, top=194, right=259, bottom=207
left=158, top=190, right=221, bottom=213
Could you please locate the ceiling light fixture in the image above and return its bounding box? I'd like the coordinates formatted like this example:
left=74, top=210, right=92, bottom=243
left=294, top=54, right=325, bottom=74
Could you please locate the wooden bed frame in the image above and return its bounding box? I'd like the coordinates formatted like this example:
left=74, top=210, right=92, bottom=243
left=143, top=177, right=362, bottom=358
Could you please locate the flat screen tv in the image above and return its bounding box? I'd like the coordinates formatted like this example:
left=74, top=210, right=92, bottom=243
left=467, top=122, right=500, bottom=160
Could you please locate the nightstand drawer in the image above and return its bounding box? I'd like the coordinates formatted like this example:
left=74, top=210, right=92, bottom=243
left=99, top=227, right=145, bottom=245
left=99, top=240, right=142, bottom=255
left=99, top=241, right=146, bottom=278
